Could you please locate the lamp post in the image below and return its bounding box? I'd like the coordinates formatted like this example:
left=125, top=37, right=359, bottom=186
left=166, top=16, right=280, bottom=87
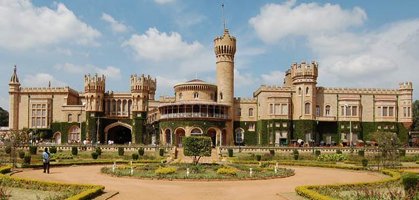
left=344, top=104, right=352, bottom=148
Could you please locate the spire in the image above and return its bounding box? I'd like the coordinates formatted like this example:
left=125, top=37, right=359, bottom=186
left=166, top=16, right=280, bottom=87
left=222, top=2, right=226, bottom=31
left=9, top=65, right=20, bottom=84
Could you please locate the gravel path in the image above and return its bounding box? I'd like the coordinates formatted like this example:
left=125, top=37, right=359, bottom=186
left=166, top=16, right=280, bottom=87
left=13, top=165, right=387, bottom=200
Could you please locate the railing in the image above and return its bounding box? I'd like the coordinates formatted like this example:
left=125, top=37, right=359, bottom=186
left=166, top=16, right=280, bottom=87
left=160, top=112, right=228, bottom=120
left=15, top=144, right=173, bottom=152
left=219, top=146, right=419, bottom=154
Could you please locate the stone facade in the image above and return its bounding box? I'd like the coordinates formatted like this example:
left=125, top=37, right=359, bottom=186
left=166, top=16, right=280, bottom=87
left=8, top=29, right=413, bottom=146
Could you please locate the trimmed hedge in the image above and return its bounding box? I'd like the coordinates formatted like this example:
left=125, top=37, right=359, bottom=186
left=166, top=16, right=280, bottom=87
left=0, top=165, right=12, bottom=174
left=295, top=170, right=401, bottom=200
left=71, top=147, right=78, bottom=156
left=29, top=146, right=37, bottom=155
left=138, top=148, right=145, bottom=156
left=118, top=147, right=124, bottom=156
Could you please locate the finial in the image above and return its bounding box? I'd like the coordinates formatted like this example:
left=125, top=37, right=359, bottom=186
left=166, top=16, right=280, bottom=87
left=221, top=2, right=226, bottom=31
left=14, top=65, right=17, bottom=73
left=48, top=81, right=51, bottom=88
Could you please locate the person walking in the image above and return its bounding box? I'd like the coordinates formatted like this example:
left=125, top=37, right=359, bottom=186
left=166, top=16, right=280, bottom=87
left=42, top=147, right=50, bottom=173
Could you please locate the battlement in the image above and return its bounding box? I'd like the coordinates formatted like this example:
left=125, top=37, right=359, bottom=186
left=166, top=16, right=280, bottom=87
left=20, top=86, right=79, bottom=95
left=84, top=74, right=105, bottom=93
left=214, top=29, right=236, bottom=59
left=234, top=97, right=256, bottom=103
left=290, top=61, right=318, bottom=82
left=399, top=81, right=413, bottom=90
left=130, top=74, right=157, bottom=93
left=253, top=85, right=293, bottom=96
left=322, top=87, right=399, bottom=95
left=159, top=96, right=176, bottom=103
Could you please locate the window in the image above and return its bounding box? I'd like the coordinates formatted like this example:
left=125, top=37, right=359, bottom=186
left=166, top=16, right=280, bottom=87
left=191, top=128, right=203, bottom=135
left=346, top=106, right=351, bottom=116
left=68, top=126, right=80, bottom=143
left=341, top=106, right=345, bottom=116
left=383, top=107, right=388, bottom=116
left=193, top=92, right=199, bottom=99
left=389, top=107, right=394, bottom=116
left=248, top=123, right=255, bottom=131
left=408, top=107, right=411, bottom=117
left=298, top=87, right=302, bottom=95
left=248, top=108, right=254, bottom=117
left=352, top=106, right=357, bottom=116
left=275, top=104, right=281, bottom=115
left=403, top=107, right=407, bottom=117
left=316, top=105, right=320, bottom=116
left=282, top=123, right=287, bottom=128
left=325, top=105, right=331, bottom=116
left=306, top=87, right=309, bottom=95
left=30, top=103, right=49, bottom=128
left=281, top=104, right=288, bottom=115
left=275, top=123, right=280, bottom=127
left=235, top=128, right=244, bottom=144
left=179, top=92, right=183, bottom=100
left=236, top=108, right=241, bottom=116
left=68, top=114, right=73, bottom=122
left=304, top=102, right=311, bottom=114
left=220, top=92, right=223, bottom=100
left=269, top=104, right=274, bottom=115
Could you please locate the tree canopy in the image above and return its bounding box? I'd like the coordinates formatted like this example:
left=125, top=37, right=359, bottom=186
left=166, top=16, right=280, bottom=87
left=412, top=100, right=419, bottom=131
left=182, top=136, right=212, bottom=165
left=0, top=107, right=8, bottom=127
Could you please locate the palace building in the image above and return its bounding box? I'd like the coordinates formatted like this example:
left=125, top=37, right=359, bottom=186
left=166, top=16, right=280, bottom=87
left=8, top=29, right=413, bottom=146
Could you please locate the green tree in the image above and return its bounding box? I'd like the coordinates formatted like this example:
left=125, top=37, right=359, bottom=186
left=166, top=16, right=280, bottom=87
left=0, top=107, right=8, bottom=126
left=372, top=131, right=401, bottom=169
left=412, top=100, right=419, bottom=131
left=182, top=136, right=212, bottom=165
left=0, top=129, right=29, bottom=167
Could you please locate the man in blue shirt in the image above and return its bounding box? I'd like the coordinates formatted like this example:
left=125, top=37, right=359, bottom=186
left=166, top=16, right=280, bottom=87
left=42, top=147, right=50, bottom=173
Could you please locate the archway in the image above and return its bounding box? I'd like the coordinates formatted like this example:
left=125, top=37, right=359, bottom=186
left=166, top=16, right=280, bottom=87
left=207, top=128, right=217, bottom=147
left=174, top=128, right=186, bottom=147
left=53, top=132, right=61, bottom=144
left=165, top=129, right=172, bottom=145
left=68, top=125, right=80, bottom=143
left=107, top=126, right=132, bottom=144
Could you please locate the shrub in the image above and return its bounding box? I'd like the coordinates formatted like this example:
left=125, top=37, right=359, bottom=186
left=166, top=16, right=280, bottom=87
left=23, top=153, right=31, bottom=164
left=216, top=167, right=237, bottom=176
left=317, top=154, right=347, bottom=162
left=399, top=149, right=406, bottom=157
left=358, top=149, right=365, bottom=157
left=362, top=158, right=368, bottom=167
left=118, top=147, right=124, bottom=156
left=71, top=147, right=78, bottom=156
left=138, top=147, right=145, bottom=156
left=402, top=173, right=419, bottom=192
left=132, top=153, right=139, bottom=160
left=315, top=150, right=321, bottom=157
left=228, top=149, right=233, bottom=157
left=95, top=147, right=102, bottom=155
left=91, top=152, right=99, bottom=160
left=269, top=150, right=275, bottom=156
left=159, top=148, right=164, bottom=157
left=155, top=167, right=176, bottom=175
left=293, top=149, right=299, bottom=160
left=18, top=151, right=25, bottom=159
left=29, top=146, right=37, bottom=155
left=4, top=146, right=12, bottom=154
left=256, top=155, right=262, bottom=161
left=49, top=146, right=57, bottom=154
left=336, top=149, right=342, bottom=154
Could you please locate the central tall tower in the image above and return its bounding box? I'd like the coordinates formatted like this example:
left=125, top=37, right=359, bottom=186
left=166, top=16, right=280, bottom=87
left=214, top=28, right=236, bottom=145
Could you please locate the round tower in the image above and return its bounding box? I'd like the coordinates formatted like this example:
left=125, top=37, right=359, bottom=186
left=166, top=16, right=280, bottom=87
left=214, top=29, right=236, bottom=145
left=9, top=65, right=20, bottom=130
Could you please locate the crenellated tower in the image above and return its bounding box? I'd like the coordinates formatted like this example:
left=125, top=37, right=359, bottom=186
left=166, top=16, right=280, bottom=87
left=290, top=61, right=318, bottom=120
left=398, top=81, right=413, bottom=126
left=84, top=74, right=106, bottom=112
left=9, top=65, right=20, bottom=130
left=214, top=28, right=236, bottom=145
left=130, top=74, right=157, bottom=112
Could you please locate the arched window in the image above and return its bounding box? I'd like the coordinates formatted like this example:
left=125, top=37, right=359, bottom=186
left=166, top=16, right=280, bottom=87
left=305, top=102, right=311, bottom=115
left=248, top=108, right=254, bottom=117
left=191, top=128, right=203, bottom=135
left=298, top=87, right=302, bottom=95
left=193, top=92, right=199, bottom=99
left=179, top=92, right=183, bottom=100
left=68, top=114, right=73, bottom=122
left=316, top=105, right=320, bottom=116
left=235, top=128, right=244, bottom=144
left=220, top=92, right=223, bottom=100
left=325, top=105, right=331, bottom=116
left=68, top=126, right=80, bottom=143
left=306, top=87, right=309, bottom=95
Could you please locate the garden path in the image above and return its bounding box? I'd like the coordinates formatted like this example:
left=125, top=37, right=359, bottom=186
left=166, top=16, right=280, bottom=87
left=13, top=165, right=387, bottom=200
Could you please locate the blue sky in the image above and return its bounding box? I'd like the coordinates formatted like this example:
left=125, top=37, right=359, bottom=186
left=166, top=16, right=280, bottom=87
left=1, top=0, right=419, bottom=111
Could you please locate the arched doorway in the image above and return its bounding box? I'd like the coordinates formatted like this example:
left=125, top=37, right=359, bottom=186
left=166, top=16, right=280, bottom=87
left=107, top=126, right=132, bottom=144
left=165, top=129, right=172, bottom=145
left=53, top=132, right=61, bottom=144
left=207, top=128, right=217, bottom=147
left=175, top=128, right=186, bottom=147
left=68, top=125, right=80, bottom=143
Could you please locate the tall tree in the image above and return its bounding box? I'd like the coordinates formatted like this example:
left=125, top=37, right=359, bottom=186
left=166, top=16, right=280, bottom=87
left=0, top=107, right=8, bottom=127
left=413, top=100, right=419, bottom=131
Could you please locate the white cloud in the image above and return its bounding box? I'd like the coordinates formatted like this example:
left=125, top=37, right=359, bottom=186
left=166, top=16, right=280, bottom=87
left=22, top=73, right=67, bottom=87
left=154, top=0, right=175, bottom=5
left=261, top=71, right=285, bottom=85
left=234, top=69, right=257, bottom=88
left=101, top=13, right=128, bottom=33
left=0, top=0, right=101, bottom=50
left=55, top=63, right=121, bottom=79
left=155, top=75, right=186, bottom=98
left=122, top=27, right=203, bottom=62
left=249, top=0, right=367, bottom=43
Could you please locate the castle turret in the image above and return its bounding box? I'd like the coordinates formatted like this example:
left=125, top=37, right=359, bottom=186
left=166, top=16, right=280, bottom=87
left=130, top=74, right=157, bottom=112
left=9, top=65, right=20, bottom=130
left=214, top=29, right=236, bottom=145
left=84, top=74, right=105, bottom=112
left=398, top=82, right=413, bottom=126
